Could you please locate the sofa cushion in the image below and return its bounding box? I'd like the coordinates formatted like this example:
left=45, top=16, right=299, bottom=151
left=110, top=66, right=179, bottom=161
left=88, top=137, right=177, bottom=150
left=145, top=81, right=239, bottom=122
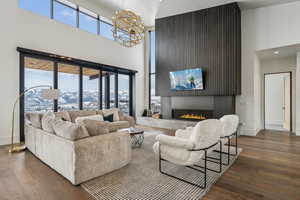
left=54, top=111, right=71, bottom=122
left=25, top=113, right=43, bottom=128
left=96, top=110, right=103, bottom=115
left=41, top=112, right=56, bottom=133
left=107, top=121, right=130, bottom=132
left=122, top=115, right=136, bottom=127
left=67, top=110, right=97, bottom=123
left=75, top=115, right=104, bottom=124
left=102, top=108, right=120, bottom=121
left=78, top=119, right=109, bottom=136
left=52, top=119, right=90, bottom=141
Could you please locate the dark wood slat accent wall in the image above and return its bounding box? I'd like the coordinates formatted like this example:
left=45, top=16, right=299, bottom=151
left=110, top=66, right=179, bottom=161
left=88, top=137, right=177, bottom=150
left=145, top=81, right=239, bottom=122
left=156, top=3, right=241, bottom=96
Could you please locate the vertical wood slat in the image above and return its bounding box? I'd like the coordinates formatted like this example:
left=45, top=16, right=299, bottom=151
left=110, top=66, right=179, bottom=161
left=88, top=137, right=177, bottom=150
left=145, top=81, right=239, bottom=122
left=156, top=3, right=241, bottom=96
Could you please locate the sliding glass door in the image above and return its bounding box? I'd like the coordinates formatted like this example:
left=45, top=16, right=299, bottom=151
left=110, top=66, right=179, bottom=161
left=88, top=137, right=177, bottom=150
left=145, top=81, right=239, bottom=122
left=24, top=57, right=54, bottom=112
left=118, top=74, right=130, bottom=114
left=20, top=50, right=135, bottom=141
left=57, top=63, right=80, bottom=111
left=22, top=55, right=134, bottom=115
left=82, top=68, right=100, bottom=110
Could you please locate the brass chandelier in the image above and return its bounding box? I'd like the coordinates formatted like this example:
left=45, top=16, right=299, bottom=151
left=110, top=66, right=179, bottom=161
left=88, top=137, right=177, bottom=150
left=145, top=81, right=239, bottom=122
left=112, top=10, right=145, bottom=47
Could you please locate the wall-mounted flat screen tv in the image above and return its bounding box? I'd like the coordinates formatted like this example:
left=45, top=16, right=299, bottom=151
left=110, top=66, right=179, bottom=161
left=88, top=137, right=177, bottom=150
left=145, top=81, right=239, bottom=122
left=170, top=68, right=204, bottom=91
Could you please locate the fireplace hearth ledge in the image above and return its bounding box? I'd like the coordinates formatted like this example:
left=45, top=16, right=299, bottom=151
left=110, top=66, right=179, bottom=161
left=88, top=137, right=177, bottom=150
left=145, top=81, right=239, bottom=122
left=136, top=117, right=197, bottom=130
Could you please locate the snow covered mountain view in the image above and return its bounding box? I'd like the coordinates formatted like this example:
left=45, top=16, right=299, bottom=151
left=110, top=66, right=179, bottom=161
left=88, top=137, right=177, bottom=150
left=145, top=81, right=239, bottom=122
left=25, top=89, right=129, bottom=114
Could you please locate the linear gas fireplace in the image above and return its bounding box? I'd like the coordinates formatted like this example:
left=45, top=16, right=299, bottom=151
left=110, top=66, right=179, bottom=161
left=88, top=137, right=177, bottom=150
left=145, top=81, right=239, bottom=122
left=172, top=109, right=214, bottom=121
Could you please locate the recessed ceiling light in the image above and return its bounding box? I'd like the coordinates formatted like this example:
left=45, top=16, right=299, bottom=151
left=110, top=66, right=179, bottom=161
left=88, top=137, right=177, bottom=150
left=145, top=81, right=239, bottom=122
left=274, top=51, right=279, bottom=55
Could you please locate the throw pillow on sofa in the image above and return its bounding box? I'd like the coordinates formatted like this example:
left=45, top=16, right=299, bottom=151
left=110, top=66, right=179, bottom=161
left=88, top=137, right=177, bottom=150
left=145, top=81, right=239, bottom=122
left=75, top=114, right=104, bottom=124
left=54, top=111, right=71, bottom=122
left=77, top=119, right=109, bottom=136
left=52, top=119, right=89, bottom=141
left=103, top=114, right=114, bottom=122
left=25, top=113, right=43, bottom=129
left=41, top=112, right=56, bottom=133
left=102, top=108, right=120, bottom=121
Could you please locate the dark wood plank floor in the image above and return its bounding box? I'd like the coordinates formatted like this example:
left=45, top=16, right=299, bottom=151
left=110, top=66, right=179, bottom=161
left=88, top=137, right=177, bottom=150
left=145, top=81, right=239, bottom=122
left=0, top=128, right=299, bottom=200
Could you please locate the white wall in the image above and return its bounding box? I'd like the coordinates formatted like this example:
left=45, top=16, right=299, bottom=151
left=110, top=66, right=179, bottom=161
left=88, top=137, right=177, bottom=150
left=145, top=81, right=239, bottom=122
left=260, top=56, right=296, bottom=132
left=296, top=53, right=300, bottom=135
left=0, top=0, right=145, bottom=145
left=239, top=1, right=300, bottom=136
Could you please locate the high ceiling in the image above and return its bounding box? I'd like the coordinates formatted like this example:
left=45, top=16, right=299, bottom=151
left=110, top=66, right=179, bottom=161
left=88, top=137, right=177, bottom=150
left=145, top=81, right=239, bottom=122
left=92, top=0, right=300, bottom=26
left=93, top=0, right=161, bottom=26
left=257, top=43, right=300, bottom=60
left=157, top=0, right=300, bottom=19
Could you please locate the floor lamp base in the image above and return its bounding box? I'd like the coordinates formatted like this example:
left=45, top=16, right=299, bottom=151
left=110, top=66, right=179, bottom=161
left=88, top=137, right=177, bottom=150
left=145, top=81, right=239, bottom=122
left=8, top=143, right=26, bottom=153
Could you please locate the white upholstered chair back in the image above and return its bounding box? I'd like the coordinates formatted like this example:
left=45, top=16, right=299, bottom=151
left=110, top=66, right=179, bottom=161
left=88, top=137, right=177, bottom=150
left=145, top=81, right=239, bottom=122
left=220, top=115, right=239, bottom=137
left=189, top=119, right=223, bottom=149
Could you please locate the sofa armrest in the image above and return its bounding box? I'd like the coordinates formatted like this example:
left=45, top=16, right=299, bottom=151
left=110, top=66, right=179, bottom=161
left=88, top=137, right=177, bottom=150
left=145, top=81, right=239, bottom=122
left=155, top=134, right=195, bottom=149
left=73, top=131, right=131, bottom=185
left=122, top=115, right=135, bottom=127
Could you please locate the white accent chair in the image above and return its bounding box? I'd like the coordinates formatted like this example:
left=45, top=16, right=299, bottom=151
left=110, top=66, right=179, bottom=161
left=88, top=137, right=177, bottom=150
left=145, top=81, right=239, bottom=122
left=153, top=119, right=223, bottom=188
left=216, top=115, right=240, bottom=165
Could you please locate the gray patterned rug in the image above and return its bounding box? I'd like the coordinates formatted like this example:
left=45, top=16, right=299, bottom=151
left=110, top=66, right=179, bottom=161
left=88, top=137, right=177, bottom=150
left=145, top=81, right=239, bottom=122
left=81, top=132, right=241, bottom=200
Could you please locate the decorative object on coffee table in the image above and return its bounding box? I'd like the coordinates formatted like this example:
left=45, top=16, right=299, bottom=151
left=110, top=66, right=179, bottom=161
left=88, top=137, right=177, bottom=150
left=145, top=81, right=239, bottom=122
left=123, top=127, right=144, bottom=148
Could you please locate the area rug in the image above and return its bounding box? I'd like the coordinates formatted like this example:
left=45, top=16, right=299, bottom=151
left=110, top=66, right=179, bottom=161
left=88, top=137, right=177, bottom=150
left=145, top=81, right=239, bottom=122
left=81, top=132, right=242, bottom=200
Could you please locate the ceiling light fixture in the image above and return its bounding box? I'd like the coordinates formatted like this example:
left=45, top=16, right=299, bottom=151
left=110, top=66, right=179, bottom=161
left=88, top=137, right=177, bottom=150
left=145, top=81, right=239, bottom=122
left=112, top=10, right=145, bottom=48
left=274, top=51, right=280, bottom=55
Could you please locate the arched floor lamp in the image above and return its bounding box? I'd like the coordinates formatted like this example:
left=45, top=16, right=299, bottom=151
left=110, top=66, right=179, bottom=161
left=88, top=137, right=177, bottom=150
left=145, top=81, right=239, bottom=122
left=9, top=85, right=59, bottom=153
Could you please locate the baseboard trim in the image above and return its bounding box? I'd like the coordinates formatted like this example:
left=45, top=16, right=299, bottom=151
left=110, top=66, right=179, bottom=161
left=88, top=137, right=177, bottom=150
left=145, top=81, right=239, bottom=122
left=239, top=128, right=259, bottom=136
left=296, top=130, right=300, bottom=136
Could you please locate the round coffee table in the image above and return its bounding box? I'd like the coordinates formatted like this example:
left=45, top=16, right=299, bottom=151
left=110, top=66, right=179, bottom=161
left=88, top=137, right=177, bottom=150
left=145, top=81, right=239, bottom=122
left=122, top=128, right=144, bottom=148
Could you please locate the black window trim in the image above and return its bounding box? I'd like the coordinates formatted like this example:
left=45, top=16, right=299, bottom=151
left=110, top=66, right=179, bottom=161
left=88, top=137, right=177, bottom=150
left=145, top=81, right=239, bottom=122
left=18, top=47, right=136, bottom=142
left=23, top=0, right=117, bottom=39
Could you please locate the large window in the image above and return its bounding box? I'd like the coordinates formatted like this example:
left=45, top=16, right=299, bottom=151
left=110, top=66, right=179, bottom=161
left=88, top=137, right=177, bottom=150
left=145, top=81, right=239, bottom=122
left=79, top=7, right=98, bottom=34
left=100, top=17, right=114, bottom=40
left=19, top=0, right=51, bottom=17
left=109, top=73, right=116, bottom=108
left=118, top=74, right=129, bottom=114
left=19, top=0, right=118, bottom=41
left=58, top=63, right=80, bottom=111
left=83, top=68, right=99, bottom=110
left=149, top=31, right=161, bottom=113
left=24, top=57, right=54, bottom=112
left=20, top=51, right=135, bottom=141
left=53, top=0, right=77, bottom=27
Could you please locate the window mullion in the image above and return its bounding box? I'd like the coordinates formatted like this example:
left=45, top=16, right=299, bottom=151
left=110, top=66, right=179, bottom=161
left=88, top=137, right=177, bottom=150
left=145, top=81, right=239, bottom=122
left=99, top=70, right=103, bottom=110
left=115, top=73, right=118, bottom=108
left=51, top=0, right=54, bottom=19
left=76, top=5, right=79, bottom=28
left=53, top=62, right=58, bottom=112
left=79, top=67, right=83, bottom=110
left=97, top=15, right=100, bottom=35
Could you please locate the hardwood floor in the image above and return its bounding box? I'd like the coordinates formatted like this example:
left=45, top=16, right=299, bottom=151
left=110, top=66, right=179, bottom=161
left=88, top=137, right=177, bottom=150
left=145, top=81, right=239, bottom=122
left=0, top=128, right=299, bottom=200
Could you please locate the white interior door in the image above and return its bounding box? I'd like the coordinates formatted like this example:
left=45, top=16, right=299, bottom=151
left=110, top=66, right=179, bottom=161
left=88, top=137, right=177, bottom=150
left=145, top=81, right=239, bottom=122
left=265, top=72, right=291, bottom=131
left=283, top=73, right=291, bottom=130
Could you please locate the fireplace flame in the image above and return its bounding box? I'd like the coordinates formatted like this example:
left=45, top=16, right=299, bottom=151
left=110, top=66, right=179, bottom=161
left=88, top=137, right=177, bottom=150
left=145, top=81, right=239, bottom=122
left=180, top=114, right=206, bottom=120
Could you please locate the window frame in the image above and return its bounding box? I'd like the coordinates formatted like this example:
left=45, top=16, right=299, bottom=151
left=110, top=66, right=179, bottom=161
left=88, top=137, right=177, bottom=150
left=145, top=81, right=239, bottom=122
left=20, top=0, right=123, bottom=39
left=149, top=31, right=156, bottom=110
left=78, top=7, right=99, bottom=35
left=18, top=48, right=136, bottom=142
left=52, top=0, right=78, bottom=27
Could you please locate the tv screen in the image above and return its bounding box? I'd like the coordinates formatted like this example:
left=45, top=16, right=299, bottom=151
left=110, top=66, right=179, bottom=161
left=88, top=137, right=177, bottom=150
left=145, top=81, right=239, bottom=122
left=170, top=68, right=204, bottom=91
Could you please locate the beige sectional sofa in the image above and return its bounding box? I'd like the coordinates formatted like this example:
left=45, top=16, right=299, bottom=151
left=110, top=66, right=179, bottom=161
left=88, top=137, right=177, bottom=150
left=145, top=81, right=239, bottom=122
left=25, top=109, right=135, bottom=185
